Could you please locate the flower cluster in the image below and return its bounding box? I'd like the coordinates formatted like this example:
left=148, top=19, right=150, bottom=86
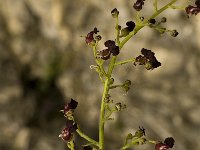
left=85, top=27, right=100, bottom=45
left=155, top=137, right=175, bottom=150
left=185, top=0, right=200, bottom=15
left=59, top=99, right=78, bottom=142
left=59, top=121, right=77, bottom=141
left=97, top=40, right=119, bottom=60
left=134, top=48, right=161, bottom=70
left=133, top=0, right=146, bottom=11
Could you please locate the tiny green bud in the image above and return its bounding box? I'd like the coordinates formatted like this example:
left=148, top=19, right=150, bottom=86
left=111, top=8, right=119, bottom=18
left=124, top=80, right=131, bottom=86
left=170, top=30, right=179, bottom=37
left=159, top=27, right=166, bottom=34
left=115, top=102, right=126, bottom=111
left=134, top=126, right=145, bottom=138
left=109, top=78, right=114, bottom=85
left=161, top=17, right=167, bottom=23
left=95, top=35, right=102, bottom=41
left=120, top=28, right=130, bottom=37
left=140, top=17, right=144, bottom=21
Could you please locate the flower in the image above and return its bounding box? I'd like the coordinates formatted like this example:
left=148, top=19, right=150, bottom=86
left=61, top=98, right=78, bottom=118
left=85, top=27, right=99, bottom=45
left=185, top=1, right=200, bottom=16
left=133, top=0, right=146, bottom=11
left=155, top=137, right=175, bottom=150
left=97, top=49, right=111, bottom=60
left=97, top=40, right=119, bottom=60
left=134, top=48, right=161, bottom=70
left=59, top=121, right=77, bottom=141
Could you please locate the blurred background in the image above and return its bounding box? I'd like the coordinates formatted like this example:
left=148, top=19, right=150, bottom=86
left=0, top=0, right=200, bottom=150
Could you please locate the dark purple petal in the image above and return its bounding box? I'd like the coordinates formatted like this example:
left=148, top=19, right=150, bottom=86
left=85, top=27, right=99, bottom=45
left=185, top=5, right=200, bottom=15
left=155, top=143, right=170, bottom=150
left=164, top=137, right=175, bottom=148
left=133, top=0, right=145, bottom=11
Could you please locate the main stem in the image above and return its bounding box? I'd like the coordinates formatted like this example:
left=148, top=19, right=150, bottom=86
left=99, top=78, right=109, bottom=150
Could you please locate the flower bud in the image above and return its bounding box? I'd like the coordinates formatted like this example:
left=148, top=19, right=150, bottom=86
left=134, top=126, right=145, bottom=138
left=120, top=28, right=130, bottom=37
left=170, top=30, right=179, bottom=37
left=161, top=17, right=167, bottom=23
left=111, top=8, right=119, bottom=18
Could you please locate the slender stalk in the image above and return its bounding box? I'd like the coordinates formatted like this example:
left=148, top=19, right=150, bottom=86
left=115, top=58, right=136, bottom=66
left=69, top=140, right=75, bottom=150
left=99, top=78, right=109, bottom=150
left=76, top=128, right=99, bottom=147
left=153, top=0, right=158, bottom=11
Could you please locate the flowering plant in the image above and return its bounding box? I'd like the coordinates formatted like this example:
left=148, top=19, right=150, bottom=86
left=59, top=0, right=199, bottom=150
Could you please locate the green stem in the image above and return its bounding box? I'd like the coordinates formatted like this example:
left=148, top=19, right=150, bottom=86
left=69, top=140, right=75, bottom=150
left=99, top=78, right=109, bottom=150
left=115, top=16, right=120, bottom=45
left=76, top=127, right=99, bottom=147
left=153, top=0, right=158, bottom=11
left=115, top=58, right=136, bottom=66
left=109, top=84, right=123, bottom=89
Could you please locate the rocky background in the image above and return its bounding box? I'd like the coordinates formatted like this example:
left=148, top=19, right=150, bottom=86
left=0, top=0, right=200, bottom=150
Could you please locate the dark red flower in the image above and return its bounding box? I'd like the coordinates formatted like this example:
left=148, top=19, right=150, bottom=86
left=185, top=5, right=200, bottom=15
left=59, top=121, right=77, bottom=141
left=97, top=49, right=111, bottom=60
left=85, top=27, right=99, bottom=45
left=98, top=40, right=119, bottom=60
left=134, top=48, right=161, bottom=70
left=185, top=1, right=200, bottom=15
left=62, top=99, right=78, bottom=117
left=155, top=137, right=175, bottom=150
left=133, top=0, right=145, bottom=11
left=155, top=143, right=170, bottom=150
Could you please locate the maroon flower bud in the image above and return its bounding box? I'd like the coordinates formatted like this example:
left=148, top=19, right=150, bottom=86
left=61, top=98, right=78, bottom=117
left=111, top=8, right=119, bottom=18
left=85, top=27, right=99, bottom=45
left=164, top=137, right=175, bottom=148
left=133, top=0, right=145, bottom=11
left=149, top=19, right=156, bottom=24
left=59, top=121, right=77, bottom=141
